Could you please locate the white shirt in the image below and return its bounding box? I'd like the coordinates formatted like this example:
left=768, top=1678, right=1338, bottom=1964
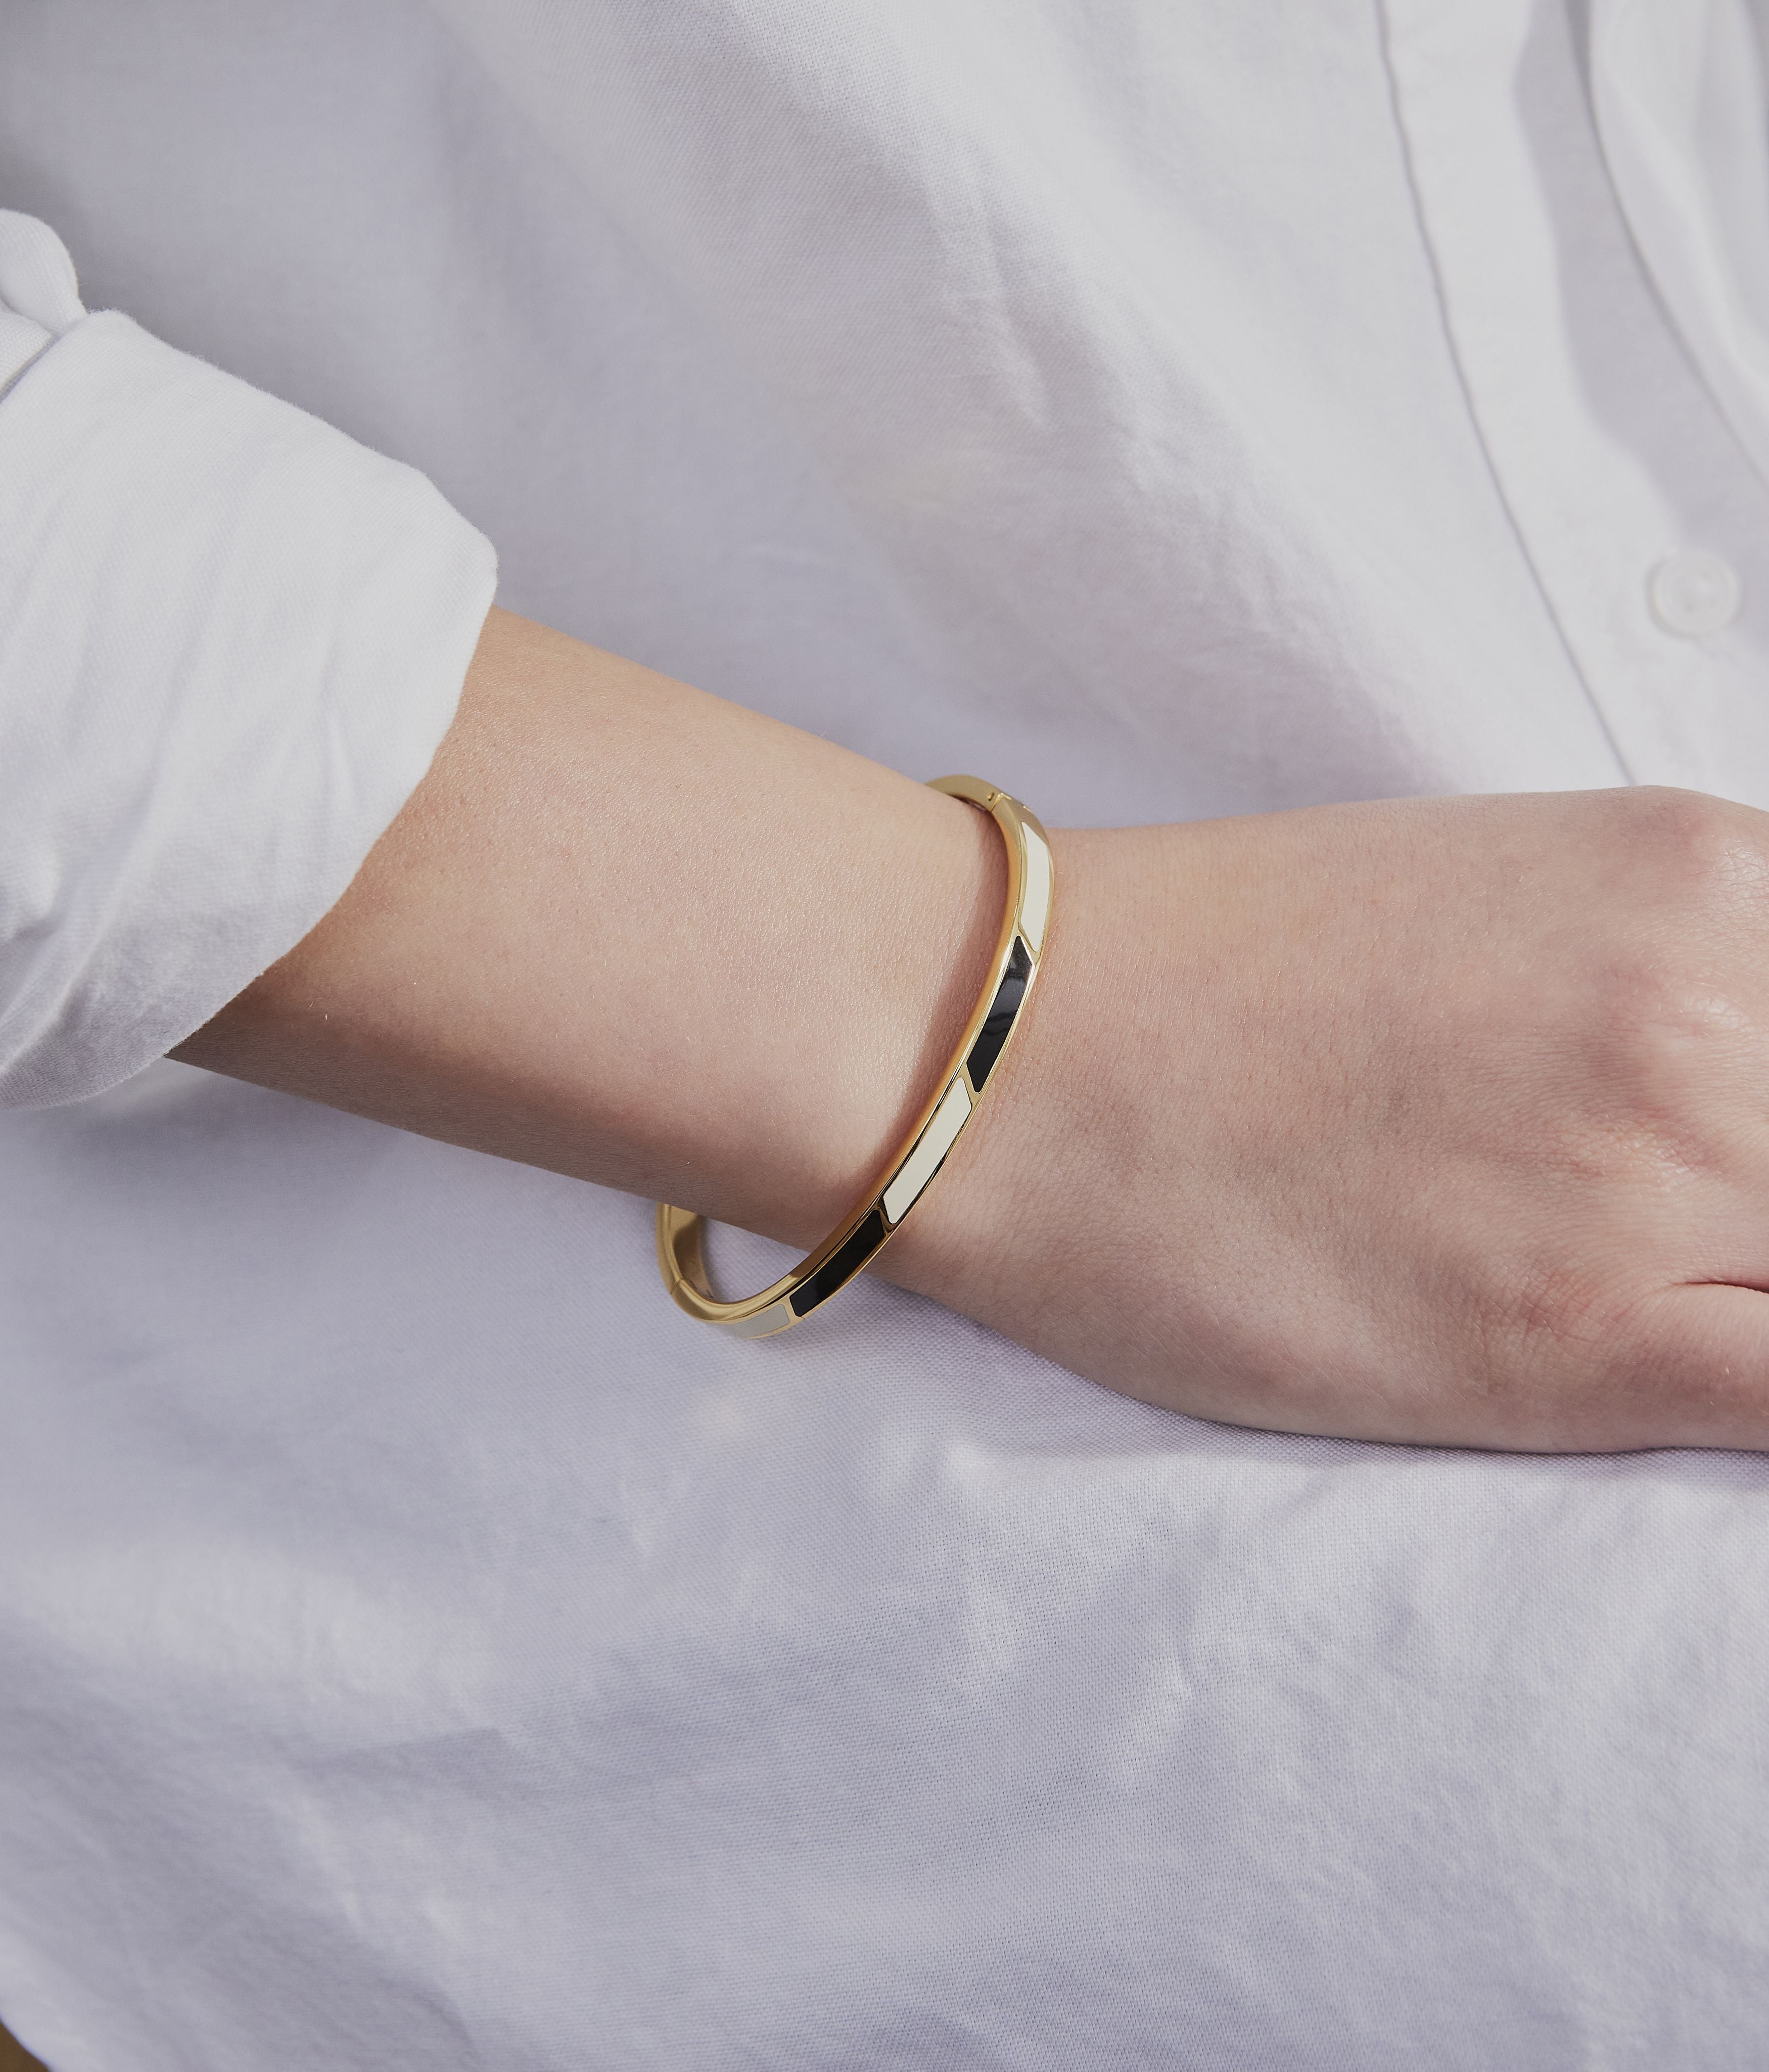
left=3, top=4, right=1769, bottom=2066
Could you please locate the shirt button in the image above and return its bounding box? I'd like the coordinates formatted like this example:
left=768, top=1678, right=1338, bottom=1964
left=1649, top=549, right=1742, bottom=636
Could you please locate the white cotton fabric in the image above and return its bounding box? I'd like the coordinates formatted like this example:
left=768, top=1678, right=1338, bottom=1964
left=0, top=214, right=496, bottom=1107
left=1590, top=0, right=1769, bottom=494
left=0, top=210, right=77, bottom=398
left=3, top=3, right=1769, bottom=2067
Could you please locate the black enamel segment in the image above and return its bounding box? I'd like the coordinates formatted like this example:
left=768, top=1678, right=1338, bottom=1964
left=965, top=935, right=1033, bottom=1091
left=789, top=1206, right=889, bottom=1317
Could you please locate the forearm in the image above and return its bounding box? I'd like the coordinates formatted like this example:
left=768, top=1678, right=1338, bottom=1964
left=174, top=606, right=1006, bottom=1253
left=178, top=604, right=1769, bottom=1454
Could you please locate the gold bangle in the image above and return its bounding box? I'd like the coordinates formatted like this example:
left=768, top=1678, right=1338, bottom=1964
left=656, top=773, right=1054, bottom=1338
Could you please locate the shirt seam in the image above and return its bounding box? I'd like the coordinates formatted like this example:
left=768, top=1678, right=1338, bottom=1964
left=1373, top=0, right=1637, bottom=787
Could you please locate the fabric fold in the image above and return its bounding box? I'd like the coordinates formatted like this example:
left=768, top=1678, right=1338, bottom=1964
left=1589, top=0, right=1769, bottom=494
left=0, top=218, right=496, bottom=1107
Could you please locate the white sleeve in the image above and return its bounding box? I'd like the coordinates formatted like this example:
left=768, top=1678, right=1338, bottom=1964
left=0, top=211, right=498, bottom=1108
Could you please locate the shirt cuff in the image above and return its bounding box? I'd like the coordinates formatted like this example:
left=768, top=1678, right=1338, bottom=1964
left=0, top=268, right=497, bottom=1107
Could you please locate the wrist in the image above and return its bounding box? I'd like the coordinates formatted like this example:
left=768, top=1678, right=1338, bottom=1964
left=176, top=609, right=1009, bottom=1256
left=876, top=825, right=1108, bottom=1315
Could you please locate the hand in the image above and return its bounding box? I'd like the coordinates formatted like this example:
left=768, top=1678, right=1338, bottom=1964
left=888, top=787, right=1769, bottom=1450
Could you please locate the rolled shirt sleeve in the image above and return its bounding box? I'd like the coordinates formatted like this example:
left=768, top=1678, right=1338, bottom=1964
left=0, top=210, right=497, bottom=1107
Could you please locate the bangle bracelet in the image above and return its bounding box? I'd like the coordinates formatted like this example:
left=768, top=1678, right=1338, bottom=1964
left=655, top=774, right=1054, bottom=1338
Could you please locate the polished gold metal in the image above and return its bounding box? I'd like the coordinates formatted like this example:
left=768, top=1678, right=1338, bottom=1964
left=656, top=774, right=1054, bottom=1338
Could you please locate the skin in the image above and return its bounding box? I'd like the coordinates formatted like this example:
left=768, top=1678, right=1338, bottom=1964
left=178, top=607, right=1769, bottom=1452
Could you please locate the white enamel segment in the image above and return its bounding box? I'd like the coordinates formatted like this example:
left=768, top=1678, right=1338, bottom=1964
left=725, top=1297, right=795, bottom=1339
left=1019, top=824, right=1052, bottom=955
left=882, top=1075, right=972, bottom=1225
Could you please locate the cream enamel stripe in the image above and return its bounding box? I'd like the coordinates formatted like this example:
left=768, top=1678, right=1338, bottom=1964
left=1019, top=824, right=1052, bottom=955
left=882, top=1075, right=972, bottom=1224
left=726, top=1298, right=794, bottom=1339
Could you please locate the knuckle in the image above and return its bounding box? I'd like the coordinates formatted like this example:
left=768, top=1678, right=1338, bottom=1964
left=1624, top=785, right=1768, bottom=907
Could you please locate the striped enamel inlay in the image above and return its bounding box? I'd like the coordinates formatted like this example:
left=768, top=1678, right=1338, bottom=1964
left=1019, top=823, right=1052, bottom=956
left=789, top=1207, right=890, bottom=1317
left=882, top=1074, right=972, bottom=1226
left=964, top=935, right=1032, bottom=1092
left=657, top=780, right=1051, bottom=1338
